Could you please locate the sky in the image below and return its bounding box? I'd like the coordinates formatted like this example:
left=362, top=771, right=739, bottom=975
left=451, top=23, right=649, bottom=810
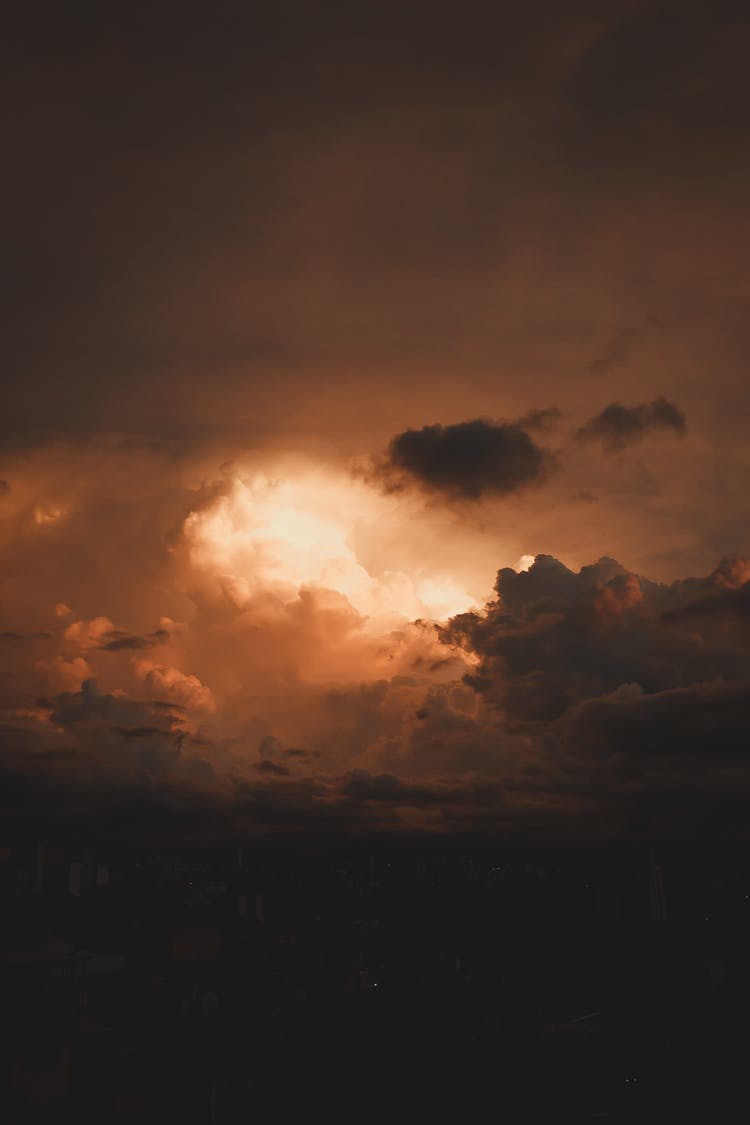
left=2, top=1, right=750, bottom=844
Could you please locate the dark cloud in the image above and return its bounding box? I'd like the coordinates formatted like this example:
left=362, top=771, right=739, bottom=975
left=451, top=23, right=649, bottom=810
left=343, top=770, right=408, bottom=801
left=576, top=398, right=686, bottom=452
left=660, top=562, right=750, bottom=627
left=0, top=680, right=217, bottom=843
left=564, top=678, right=750, bottom=764
left=112, top=724, right=176, bottom=743
left=514, top=407, right=562, bottom=432
left=99, top=628, right=170, bottom=651
left=255, top=759, right=291, bottom=777
left=431, top=551, right=750, bottom=838
left=47, top=679, right=187, bottom=770
left=442, top=553, right=750, bottom=722
left=341, top=769, right=463, bottom=807
left=0, top=631, right=53, bottom=644
left=382, top=419, right=553, bottom=499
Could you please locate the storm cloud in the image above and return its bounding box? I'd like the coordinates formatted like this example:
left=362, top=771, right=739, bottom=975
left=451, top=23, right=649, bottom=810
left=442, top=553, right=750, bottom=721
left=383, top=419, right=553, bottom=499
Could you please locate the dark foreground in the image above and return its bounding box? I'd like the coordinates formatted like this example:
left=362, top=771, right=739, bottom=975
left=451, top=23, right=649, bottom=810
left=1, top=836, right=749, bottom=1122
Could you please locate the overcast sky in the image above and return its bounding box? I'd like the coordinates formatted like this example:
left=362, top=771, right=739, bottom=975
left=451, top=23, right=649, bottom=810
left=2, top=1, right=750, bottom=844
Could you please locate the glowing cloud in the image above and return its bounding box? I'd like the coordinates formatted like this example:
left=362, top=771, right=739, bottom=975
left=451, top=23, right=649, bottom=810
left=515, top=554, right=536, bottom=572
left=135, top=660, right=215, bottom=713
left=184, top=468, right=475, bottom=627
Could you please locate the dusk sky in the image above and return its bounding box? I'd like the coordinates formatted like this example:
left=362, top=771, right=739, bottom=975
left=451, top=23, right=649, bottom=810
left=3, top=1, right=750, bottom=843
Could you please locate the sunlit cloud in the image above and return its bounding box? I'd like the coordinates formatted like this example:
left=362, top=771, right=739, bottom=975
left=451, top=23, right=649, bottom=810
left=515, top=554, right=536, bottom=572
left=184, top=466, right=477, bottom=628
left=64, top=616, right=115, bottom=647
left=135, top=659, right=216, bottom=713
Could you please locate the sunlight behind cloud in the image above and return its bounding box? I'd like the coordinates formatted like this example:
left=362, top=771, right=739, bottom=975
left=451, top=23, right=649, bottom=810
left=515, top=554, right=536, bottom=572
left=184, top=468, right=476, bottom=628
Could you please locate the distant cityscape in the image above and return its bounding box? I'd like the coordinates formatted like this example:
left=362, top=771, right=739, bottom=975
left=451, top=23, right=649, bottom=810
left=2, top=837, right=748, bottom=1122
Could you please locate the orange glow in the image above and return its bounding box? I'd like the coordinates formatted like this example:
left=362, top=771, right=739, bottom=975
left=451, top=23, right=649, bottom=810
left=33, top=503, right=66, bottom=526
left=515, top=554, right=536, bottom=572
left=184, top=467, right=476, bottom=628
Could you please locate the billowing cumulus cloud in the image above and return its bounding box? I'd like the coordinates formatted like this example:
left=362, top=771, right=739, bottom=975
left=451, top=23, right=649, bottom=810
left=442, top=553, right=750, bottom=721
left=576, top=397, right=687, bottom=452
left=1, top=454, right=748, bottom=844
left=382, top=419, right=553, bottom=499
left=135, top=660, right=216, bottom=713
left=436, top=552, right=750, bottom=837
